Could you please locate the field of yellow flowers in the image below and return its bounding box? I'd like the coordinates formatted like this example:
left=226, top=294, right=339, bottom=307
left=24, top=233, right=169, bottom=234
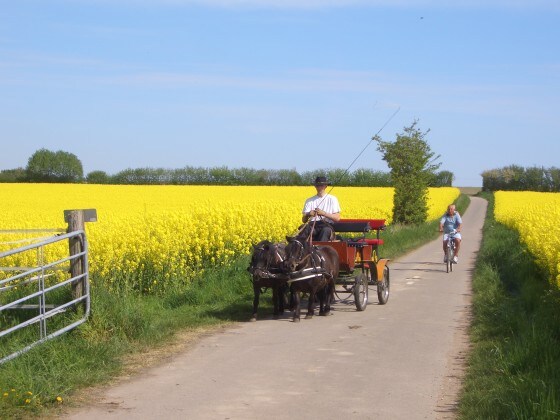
left=494, top=191, right=560, bottom=287
left=0, top=184, right=459, bottom=293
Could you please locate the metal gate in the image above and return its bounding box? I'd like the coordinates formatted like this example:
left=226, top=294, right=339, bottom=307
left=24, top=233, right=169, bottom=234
left=0, top=230, right=90, bottom=364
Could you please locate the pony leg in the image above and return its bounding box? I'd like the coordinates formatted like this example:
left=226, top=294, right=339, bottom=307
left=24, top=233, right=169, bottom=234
left=321, top=281, right=334, bottom=316
left=318, top=287, right=326, bottom=316
left=289, top=286, right=295, bottom=311
left=292, top=291, right=301, bottom=322
left=279, top=284, right=288, bottom=314
left=272, top=287, right=280, bottom=319
left=305, top=291, right=315, bottom=319
left=251, top=285, right=260, bottom=322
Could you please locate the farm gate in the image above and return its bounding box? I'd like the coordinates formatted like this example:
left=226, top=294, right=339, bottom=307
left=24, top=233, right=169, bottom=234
left=0, top=211, right=93, bottom=364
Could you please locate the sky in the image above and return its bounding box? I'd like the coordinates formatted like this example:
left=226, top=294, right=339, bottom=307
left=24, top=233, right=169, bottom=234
left=1, top=1, right=559, bottom=186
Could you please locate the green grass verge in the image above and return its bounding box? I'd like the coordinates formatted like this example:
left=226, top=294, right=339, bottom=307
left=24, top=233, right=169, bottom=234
left=0, top=194, right=470, bottom=418
left=458, top=192, right=560, bottom=419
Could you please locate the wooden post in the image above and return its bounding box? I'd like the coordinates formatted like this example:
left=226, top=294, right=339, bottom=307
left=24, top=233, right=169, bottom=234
left=67, top=210, right=85, bottom=300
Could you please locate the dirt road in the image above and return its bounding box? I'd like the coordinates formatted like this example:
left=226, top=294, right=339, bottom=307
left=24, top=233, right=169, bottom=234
left=64, top=197, right=487, bottom=420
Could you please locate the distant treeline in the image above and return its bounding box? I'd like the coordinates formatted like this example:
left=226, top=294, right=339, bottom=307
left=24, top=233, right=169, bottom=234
left=0, top=165, right=455, bottom=187
left=482, top=165, right=560, bottom=192
left=105, top=167, right=395, bottom=186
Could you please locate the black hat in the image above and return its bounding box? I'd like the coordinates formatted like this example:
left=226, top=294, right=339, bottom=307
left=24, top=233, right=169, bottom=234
left=313, top=176, right=331, bottom=186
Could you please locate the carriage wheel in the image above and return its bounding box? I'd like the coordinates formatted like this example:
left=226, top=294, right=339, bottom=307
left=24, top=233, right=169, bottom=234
left=377, top=265, right=390, bottom=305
left=354, top=273, right=368, bottom=311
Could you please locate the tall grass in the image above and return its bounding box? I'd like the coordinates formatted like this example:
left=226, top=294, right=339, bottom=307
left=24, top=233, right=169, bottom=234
left=0, top=194, right=469, bottom=418
left=458, top=193, right=560, bottom=419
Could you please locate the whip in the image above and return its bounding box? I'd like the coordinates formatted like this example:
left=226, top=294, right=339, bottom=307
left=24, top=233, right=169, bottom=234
left=327, top=106, right=401, bottom=195
left=298, top=106, right=401, bottom=241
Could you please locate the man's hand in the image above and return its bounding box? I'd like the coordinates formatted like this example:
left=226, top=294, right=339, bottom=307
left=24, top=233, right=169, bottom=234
left=315, top=209, right=326, bottom=217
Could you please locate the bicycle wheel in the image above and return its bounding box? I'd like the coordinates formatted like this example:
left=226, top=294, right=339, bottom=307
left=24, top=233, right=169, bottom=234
left=446, top=245, right=452, bottom=273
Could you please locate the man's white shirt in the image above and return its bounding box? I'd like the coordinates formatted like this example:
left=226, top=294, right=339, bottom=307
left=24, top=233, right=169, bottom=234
left=302, top=194, right=341, bottom=222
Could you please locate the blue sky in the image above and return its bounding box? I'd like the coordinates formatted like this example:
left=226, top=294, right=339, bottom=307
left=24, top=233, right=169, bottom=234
left=1, top=1, right=559, bottom=186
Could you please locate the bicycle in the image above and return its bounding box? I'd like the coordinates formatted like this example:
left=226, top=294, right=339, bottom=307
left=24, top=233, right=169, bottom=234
left=444, top=230, right=458, bottom=273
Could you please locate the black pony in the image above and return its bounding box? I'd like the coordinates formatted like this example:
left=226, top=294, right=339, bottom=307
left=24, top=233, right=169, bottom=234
left=282, top=238, right=339, bottom=322
left=247, top=240, right=288, bottom=321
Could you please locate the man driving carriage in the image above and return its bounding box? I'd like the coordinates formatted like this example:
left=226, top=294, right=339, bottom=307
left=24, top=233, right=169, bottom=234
left=299, top=176, right=341, bottom=242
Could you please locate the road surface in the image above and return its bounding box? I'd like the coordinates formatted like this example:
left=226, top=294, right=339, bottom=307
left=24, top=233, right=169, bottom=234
left=64, top=197, right=487, bottom=420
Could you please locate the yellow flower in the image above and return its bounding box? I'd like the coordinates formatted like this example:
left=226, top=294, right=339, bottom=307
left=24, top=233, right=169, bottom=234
left=2, top=392, right=8, bottom=397
left=56, top=396, right=63, bottom=403
left=495, top=191, right=560, bottom=286
left=0, top=184, right=459, bottom=294
left=25, top=398, right=31, bottom=404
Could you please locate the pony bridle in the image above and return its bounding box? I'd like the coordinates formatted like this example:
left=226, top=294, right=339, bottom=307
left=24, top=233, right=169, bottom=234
left=249, top=243, right=285, bottom=277
left=287, top=239, right=323, bottom=271
left=270, top=244, right=285, bottom=266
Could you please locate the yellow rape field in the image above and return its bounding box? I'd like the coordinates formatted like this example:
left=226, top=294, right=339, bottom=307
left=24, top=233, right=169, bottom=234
left=0, top=184, right=459, bottom=293
left=494, top=191, right=560, bottom=287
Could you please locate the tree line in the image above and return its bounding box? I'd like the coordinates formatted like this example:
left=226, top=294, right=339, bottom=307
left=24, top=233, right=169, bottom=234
left=2, top=121, right=452, bottom=225
left=481, top=165, right=560, bottom=192
left=0, top=147, right=454, bottom=187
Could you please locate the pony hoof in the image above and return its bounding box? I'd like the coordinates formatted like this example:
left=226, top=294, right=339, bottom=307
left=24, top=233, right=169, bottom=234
left=292, top=318, right=300, bottom=323
left=305, top=314, right=313, bottom=319
left=250, top=317, right=257, bottom=322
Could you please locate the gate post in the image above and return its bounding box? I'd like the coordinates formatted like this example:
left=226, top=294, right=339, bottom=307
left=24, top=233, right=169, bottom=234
left=64, top=209, right=97, bottom=301
left=67, top=210, right=85, bottom=299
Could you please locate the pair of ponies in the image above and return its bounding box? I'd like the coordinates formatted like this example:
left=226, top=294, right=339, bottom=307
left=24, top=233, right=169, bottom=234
left=247, top=237, right=340, bottom=322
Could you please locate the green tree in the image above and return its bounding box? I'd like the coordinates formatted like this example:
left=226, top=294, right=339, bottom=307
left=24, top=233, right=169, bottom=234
left=26, top=149, right=83, bottom=183
left=0, top=167, right=27, bottom=183
left=432, top=170, right=455, bottom=187
left=374, top=121, right=441, bottom=224
left=86, top=170, right=110, bottom=184
left=351, top=168, right=392, bottom=187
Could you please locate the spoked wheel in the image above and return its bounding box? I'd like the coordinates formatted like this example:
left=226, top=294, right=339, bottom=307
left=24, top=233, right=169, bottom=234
left=377, top=265, right=390, bottom=305
left=446, top=246, right=453, bottom=273
left=354, top=273, right=368, bottom=311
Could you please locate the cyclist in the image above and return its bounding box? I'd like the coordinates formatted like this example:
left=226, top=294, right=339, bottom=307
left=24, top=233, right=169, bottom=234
left=439, top=204, right=462, bottom=263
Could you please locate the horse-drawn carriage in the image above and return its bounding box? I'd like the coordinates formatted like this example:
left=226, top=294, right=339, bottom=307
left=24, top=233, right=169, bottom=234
left=248, top=219, right=390, bottom=321
left=313, top=218, right=390, bottom=311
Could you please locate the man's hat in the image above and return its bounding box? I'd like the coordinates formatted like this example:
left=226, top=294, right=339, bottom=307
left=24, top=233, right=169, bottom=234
left=313, top=176, right=331, bottom=186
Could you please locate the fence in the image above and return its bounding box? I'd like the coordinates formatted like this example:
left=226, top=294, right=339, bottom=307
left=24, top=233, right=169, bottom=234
left=0, top=210, right=93, bottom=364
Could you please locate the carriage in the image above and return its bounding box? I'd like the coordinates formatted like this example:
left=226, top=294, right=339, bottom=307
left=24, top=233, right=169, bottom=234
left=311, top=218, right=390, bottom=311
left=248, top=218, right=390, bottom=320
